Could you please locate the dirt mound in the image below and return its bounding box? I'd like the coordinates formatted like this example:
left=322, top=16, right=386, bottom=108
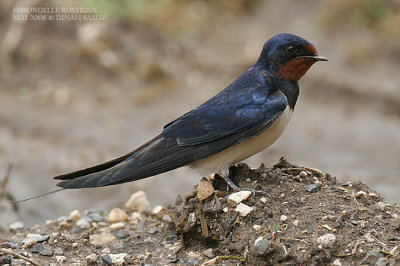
left=1, top=159, right=400, bottom=265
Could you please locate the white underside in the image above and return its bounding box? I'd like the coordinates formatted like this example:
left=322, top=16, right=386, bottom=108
left=190, top=106, right=292, bottom=177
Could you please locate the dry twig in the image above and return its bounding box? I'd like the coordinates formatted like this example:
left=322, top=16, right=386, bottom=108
left=0, top=247, right=40, bottom=266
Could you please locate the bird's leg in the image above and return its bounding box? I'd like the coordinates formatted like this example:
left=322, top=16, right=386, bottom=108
left=219, top=168, right=270, bottom=196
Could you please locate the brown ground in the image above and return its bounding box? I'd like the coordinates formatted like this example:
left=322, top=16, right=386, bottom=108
left=1, top=159, right=400, bottom=265
left=0, top=1, right=400, bottom=264
left=0, top=0, right=400, bottom=229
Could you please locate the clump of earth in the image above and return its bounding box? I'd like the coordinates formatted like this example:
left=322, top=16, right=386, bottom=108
left=1, top=159, right=400, bottom=265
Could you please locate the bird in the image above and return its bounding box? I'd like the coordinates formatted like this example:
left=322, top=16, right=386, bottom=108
left=15, top=33, right=327, bottom=203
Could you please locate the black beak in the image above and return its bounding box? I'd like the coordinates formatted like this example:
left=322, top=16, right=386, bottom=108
left=311, top=55, right=328, bottom=61
left=297, top=55, right=328, bottom=61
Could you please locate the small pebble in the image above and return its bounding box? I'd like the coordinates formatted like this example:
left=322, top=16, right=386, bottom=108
left=144, top=237, right=154, bottom=244
left=280, top=193, right=285, bottom=198
left=368, top=192, right=377, bottom=198
left=110, top=222, right=125, bottom=231
left=375, top=202, right=386, bottom=212
left=299, top=171, right=307, bottom=178
left=376, top=257, right=389, bottom=266
left=151, top=205, right=164, bottom=215
left=228, top=191, right=252, bottom=205
left=188, top=257, right=200, bottom=265
left=109, top=253, right=127, bottom=266
left=305, top=184, right=321, bottom=193
left=70, top=209, right=81, bottom=220
left=280, top=215, right=288, bottom=222
left=147, top=227, right=159, bottom=234
left=101, top=247, right=111, bottom=254
left=254, top=236, right=269, bottom=254
left=54, top=247, right=64, bottom=256
left=86, top=254, right=98, bottom=263
left=203, top=248, right=214, bottom=258
left=362, top=250, right=381, bottom=265
left=88, top=212, right=106, bottom=222
left=23, top=234, right=50, bottom=247
left=333, top=259, right=342, bottom=266
left=260, top=197, right=267, bottom=204
left=253, top=224, right=261, bottom=230
left=364, top=233, right=375, bottom=243
left=356, top=191, right=367, bottom=197
left=76, top=218, right=91, bottom=230
left=162, top=214, right=172, bottom=223
left=9, top=221, right=24, bottom=231
left=317, top=234, right=336, bottom=249
left=111, top=242, right=125, bottom=251
left=39, top=245, right=54, bottom=256
left=293, top=219, right=299, bottom=226
left=56, top=256, right=66, bottom=263
left=124, top=191, right=150, bottom=213
left=223, top=207, right=229, bottom=213
left=108, top=208, right=128, bottom=223
left=197, top=177, right=215, bottom=202
left=72, top=242, right=78, bottom=248
left=89, top=233, right=117, bottom=246
left=235, top=203, right=253, bottom=217
left=102, top=254, right=113, bottom=265
left=130, top=212, right=141, bottom=222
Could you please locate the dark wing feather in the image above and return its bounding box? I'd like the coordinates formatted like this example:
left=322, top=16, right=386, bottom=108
left=163, top=87, right=287, bottom=145
left=56, top=88, right=287, bottom=189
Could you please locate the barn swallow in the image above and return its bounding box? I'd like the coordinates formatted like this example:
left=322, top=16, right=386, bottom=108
left=16, top=33, right=326, bottom=202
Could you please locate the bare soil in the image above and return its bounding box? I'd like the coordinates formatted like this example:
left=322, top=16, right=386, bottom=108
left=2, top=159, right=400, bottom=265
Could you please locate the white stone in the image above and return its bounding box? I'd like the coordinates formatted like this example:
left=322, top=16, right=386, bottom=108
left=235, top=203, right=253, bottom=217
left=333, top=259, right=342, bottom=265
left=375, top=201, right=386, bottom=211
left=69, top=209, right=81, bottom=220
left=228, top=191, right=252, bottom=205
left=356, top=191, right=366, bottom=197
left=89, top=233, right=117, bottom=246
left=23, top=238, right=37, bottom=247
left=109, top=253, right=128, bottom=266
left=9, top=221, right=24, bottom=230
left=86, top=254, right=97, bottom=263
left=23, top=234, right=44, bottom=247
left=124, top=191, right=150, bottom=213
left=130, top=212, right=141, bottom=222
left=162, top=215, right=172, bottom=223
left=223, top=207, right=229, bottom=213
left=76, top=218, right=91, bottom=229
left=280, top=215, right=288, bottom=222
left=260, top=197, right=267, bottom=204
left=56, top=256, right=66, bottom=263
left=152, top=205, right=164, bottom=215
left=293, top=219, right=299, bottom=226
left=363, top=233, right=375, bottom=243
left=317, top=234, right=336, bottom=249
left=253, top=224, right=261, bottom=230
left=101, top=247, right=111, bottom=254
left=108, top=208, right=128, bottom=223
left=110, top=222, right=125, bottom=231
left=203, top=248, right=214, bottom=258
left=299, top=171, right=307, bottom=178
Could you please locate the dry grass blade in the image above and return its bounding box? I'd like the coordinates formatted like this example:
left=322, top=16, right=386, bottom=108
left=0, top=163, right=17, bottom=212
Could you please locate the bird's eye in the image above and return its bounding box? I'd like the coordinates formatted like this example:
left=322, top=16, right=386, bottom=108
left=285, top=44, right=297, bottom=55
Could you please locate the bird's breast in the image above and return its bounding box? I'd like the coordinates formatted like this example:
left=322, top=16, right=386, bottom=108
left=191, top=106, right=292, bottom=175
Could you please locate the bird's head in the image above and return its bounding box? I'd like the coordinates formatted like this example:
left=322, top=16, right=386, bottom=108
left=257, top=33, right=327, bottom=82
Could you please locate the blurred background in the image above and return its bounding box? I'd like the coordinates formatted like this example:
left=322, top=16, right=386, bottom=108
left=0, top=0, right=399, bottom=230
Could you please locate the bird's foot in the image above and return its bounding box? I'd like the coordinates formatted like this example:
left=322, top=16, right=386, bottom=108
left=222, top=174, right=269, bottom=197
